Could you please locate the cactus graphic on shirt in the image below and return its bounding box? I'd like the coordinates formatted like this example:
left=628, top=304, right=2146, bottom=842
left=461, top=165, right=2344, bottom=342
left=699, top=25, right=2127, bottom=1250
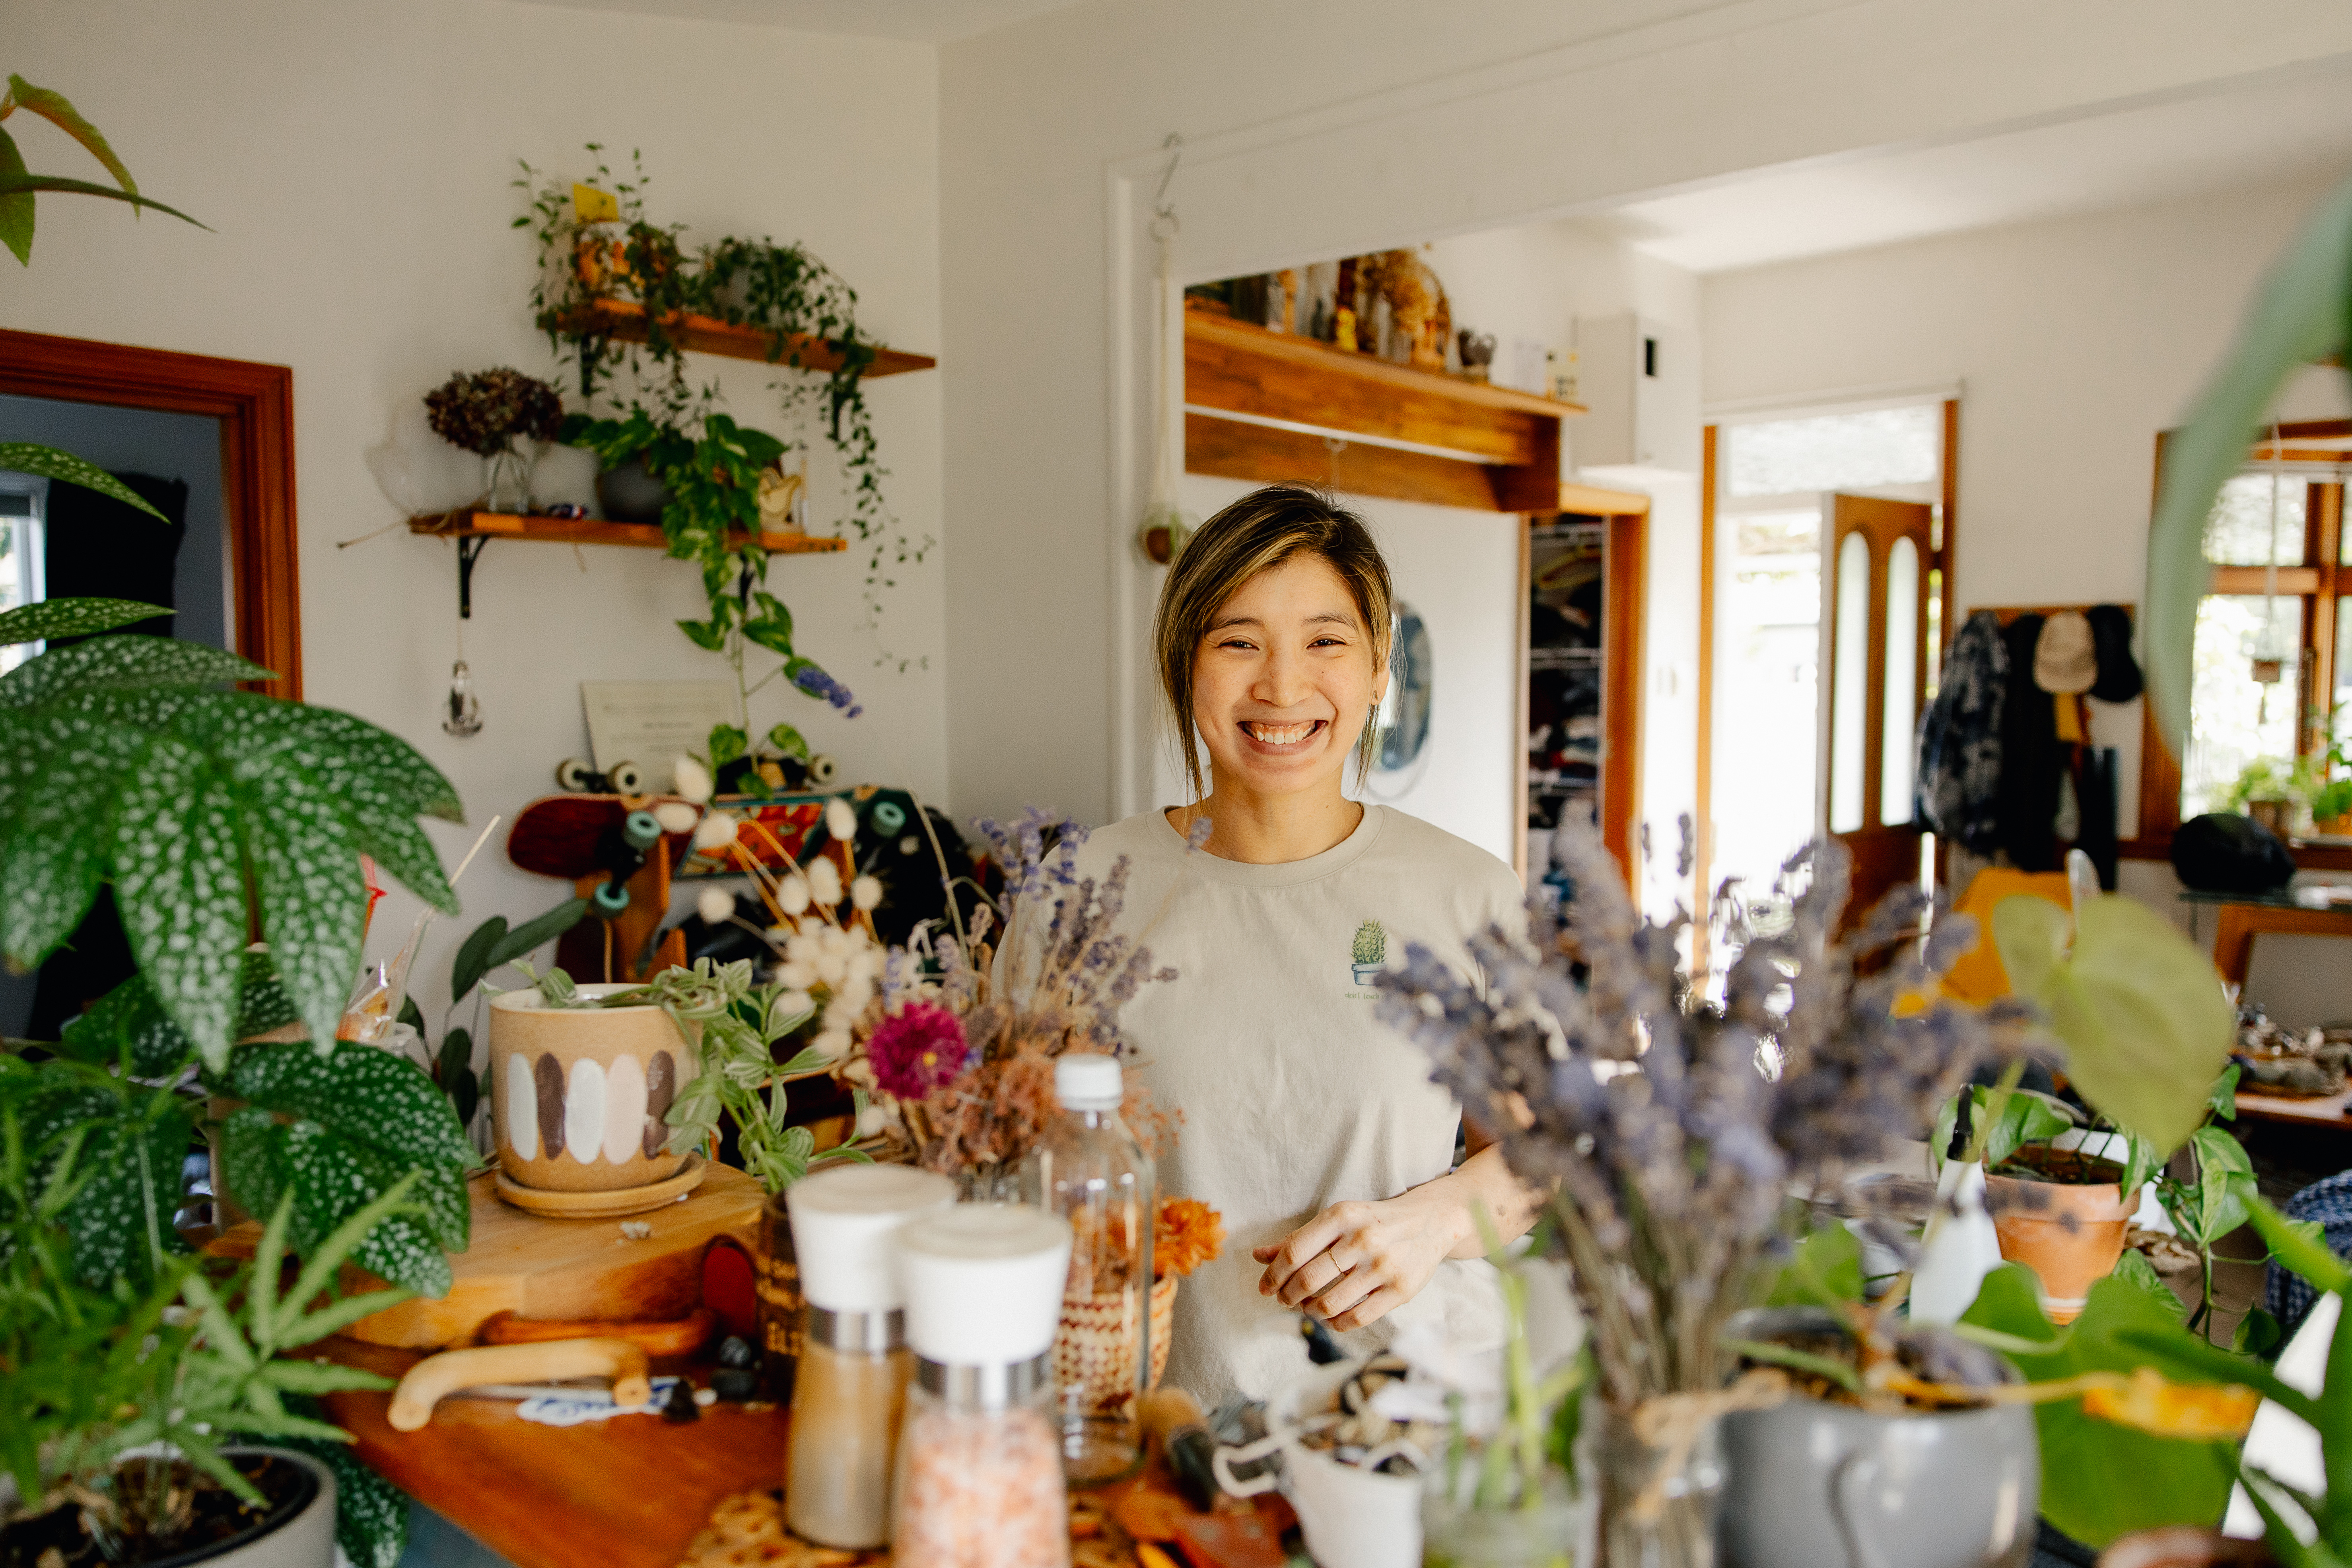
left=1351, top=919, right=1387, bottom=970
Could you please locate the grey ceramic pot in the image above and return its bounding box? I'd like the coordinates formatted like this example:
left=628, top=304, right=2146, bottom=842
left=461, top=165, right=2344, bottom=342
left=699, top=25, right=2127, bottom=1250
left=596, top=457, right=672, bottom=523
left=1716, top=1308, right=2037, bottom=1568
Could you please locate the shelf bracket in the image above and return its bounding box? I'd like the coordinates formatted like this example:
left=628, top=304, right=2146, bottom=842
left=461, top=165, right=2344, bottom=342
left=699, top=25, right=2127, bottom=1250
left=456, top=534, right=489, bottom=620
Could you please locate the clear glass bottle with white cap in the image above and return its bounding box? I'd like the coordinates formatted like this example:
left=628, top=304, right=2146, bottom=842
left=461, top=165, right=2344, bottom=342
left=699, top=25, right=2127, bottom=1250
left=892, top=1204, right=1074, bottom=1568
left=1020, top=1053, right=1155, bottom=1484
left=783, top=1164, right=956, bottom=1549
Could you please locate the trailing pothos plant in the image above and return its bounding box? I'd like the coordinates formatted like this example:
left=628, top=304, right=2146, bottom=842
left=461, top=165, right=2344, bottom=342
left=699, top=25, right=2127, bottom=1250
left=515, top=958, right=859, bottom=1193
left=558, top=406, right=853, bottom=780
left=516, top=144, right=930, bottom=677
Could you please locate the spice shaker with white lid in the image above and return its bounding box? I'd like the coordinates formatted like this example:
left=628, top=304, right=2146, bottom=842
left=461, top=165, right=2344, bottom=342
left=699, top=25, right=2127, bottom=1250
left=783, top=1164, right=955, bottom=1549
left=892, top=1203, right=1074, bottom=1568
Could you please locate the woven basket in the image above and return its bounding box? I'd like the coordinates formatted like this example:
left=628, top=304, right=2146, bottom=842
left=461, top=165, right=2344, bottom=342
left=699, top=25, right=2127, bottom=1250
left=1054, top=1273, right=1178, bottom=1416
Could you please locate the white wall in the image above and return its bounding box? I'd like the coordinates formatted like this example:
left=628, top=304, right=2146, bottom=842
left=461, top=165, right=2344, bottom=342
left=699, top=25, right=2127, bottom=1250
left=940, top=0, right=2352, bottom=851
left=8, top=0, right=943, bottom=1024
left=1703, top=172, right=2352, bottom=841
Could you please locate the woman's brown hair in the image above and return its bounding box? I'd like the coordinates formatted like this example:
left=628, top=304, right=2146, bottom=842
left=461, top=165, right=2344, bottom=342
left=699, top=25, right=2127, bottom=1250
left=1153, top=484, right=1394, bottom=801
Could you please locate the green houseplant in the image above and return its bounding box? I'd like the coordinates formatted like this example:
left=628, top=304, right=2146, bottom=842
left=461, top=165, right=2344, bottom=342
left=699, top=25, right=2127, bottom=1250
left=0, top=1090, right=428, bottom=1568
left=0, top=73, right=203, bottom=263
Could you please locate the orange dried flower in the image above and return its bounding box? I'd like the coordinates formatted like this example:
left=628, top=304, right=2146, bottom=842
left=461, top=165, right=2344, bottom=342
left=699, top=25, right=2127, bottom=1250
left=1154, top=1198, right=1224, bottom=1279
left=2081, top=1367, right=2260, bottom=1441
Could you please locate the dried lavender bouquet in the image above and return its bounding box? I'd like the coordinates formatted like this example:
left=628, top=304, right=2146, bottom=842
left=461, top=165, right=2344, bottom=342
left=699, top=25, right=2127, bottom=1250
left=1375, top=822, right=1998, bottom=1411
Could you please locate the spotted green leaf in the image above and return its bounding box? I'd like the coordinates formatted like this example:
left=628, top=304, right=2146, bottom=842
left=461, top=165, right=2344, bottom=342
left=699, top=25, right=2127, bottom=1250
left=0, top=708, right=145, bottom=966
left=227, top=1041, right=477, bottom=1177
left=245, top=747, right=366, bottom=1055
left=278, top=1122, right=451, bottom=1298
left=0, top=633, right=267, bottom=706
left=0, top=442, right=173, bottom=521
left=19, top=1076, right=193, bottom=1288
left=110, top=735, right=249, bottom=1067
left=0, top=597, right=170, bottom=645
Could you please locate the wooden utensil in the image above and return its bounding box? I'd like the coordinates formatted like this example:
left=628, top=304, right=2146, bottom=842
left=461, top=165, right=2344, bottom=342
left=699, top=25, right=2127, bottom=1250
left=390, top=1339, right=653, bottom=1431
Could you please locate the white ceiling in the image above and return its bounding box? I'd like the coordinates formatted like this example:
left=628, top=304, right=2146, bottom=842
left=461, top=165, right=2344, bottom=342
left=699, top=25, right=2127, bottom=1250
left=512, top=0, right=1084, bottom=43
left=1596, top=57, right=2352, bottom=274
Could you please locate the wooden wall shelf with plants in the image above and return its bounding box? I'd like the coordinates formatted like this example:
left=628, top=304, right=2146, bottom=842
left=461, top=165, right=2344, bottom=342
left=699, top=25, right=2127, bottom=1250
left=549, top=298, right=938, bottom=378
left=1184, top=307, right=1586, bottom=512
left=406, top=510, right=849, bottom=554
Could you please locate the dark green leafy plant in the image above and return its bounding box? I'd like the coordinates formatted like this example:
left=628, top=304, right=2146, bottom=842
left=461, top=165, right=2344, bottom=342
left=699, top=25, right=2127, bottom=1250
left=28, top=958, right=479, bottom=1299
left=0, top=74, right=206, bottom=264
left=2113, top=1202, right=2352, bottom=1564
left=515, top=145, right=930, bottom=668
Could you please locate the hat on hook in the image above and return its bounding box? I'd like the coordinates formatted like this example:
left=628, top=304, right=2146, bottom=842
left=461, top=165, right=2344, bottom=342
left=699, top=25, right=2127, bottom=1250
left=2086, top=604, right=2142, bottom=702
left=2033, top=610, right=2097, bottom=695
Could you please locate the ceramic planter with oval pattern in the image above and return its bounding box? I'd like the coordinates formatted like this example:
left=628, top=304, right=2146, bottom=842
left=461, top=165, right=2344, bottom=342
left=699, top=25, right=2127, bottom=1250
left=489, top=986, right=701, bottom=1192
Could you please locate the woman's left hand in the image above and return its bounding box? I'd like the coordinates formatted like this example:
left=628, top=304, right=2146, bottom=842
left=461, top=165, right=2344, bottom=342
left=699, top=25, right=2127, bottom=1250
left=1252, top=1186, right=1468, bottom=1333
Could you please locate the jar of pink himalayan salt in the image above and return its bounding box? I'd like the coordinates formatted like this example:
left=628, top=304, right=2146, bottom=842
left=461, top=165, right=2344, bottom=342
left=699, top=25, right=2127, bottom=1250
left=890, top=1204, right=1073, bottom=1568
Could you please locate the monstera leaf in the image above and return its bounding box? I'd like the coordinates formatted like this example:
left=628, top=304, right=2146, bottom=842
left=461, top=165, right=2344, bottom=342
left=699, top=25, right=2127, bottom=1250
left=0, top=632, right=461, bottom=1069
left=1994, top=893, right=2236, bottom=1154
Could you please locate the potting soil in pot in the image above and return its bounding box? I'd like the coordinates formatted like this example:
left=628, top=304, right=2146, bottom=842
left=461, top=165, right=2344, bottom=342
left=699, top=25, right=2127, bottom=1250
left=0, top=1452, right=319, bottom=1568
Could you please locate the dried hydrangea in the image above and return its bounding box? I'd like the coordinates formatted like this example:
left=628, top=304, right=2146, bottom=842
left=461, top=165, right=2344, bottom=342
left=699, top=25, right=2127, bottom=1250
left=423, top=367, right=565, bottom=456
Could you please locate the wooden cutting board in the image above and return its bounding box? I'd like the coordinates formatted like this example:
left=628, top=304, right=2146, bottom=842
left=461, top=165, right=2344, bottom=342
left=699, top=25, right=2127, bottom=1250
left=218, top=1163, right=767, bottom=1349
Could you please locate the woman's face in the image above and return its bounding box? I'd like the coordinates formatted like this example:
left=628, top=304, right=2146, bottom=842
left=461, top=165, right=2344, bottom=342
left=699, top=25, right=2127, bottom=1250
left=1191, top=553, right=1387, bottom=801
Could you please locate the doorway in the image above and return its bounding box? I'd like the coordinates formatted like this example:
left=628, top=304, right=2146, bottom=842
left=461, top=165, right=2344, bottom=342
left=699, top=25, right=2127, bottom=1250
left=1701, top=398, right=1953, bottom=942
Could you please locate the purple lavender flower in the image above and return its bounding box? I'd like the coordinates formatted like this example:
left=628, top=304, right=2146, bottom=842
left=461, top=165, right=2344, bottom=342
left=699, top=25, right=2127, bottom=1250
left=866, top=1000, right=971, bottom=1100
left=1373, top=816, right=2005, bottom=1405
left=792, top=663, right=863, bottom=718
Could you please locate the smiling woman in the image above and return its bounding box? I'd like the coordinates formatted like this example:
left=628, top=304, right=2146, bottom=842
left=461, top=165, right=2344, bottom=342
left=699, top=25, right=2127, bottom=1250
left=1013, top=484, right=1539, bottom=1405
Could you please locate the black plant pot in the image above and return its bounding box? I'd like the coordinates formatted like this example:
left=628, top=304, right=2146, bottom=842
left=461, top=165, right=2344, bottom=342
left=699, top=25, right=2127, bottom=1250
left=597, top=458, right=673, bottom=524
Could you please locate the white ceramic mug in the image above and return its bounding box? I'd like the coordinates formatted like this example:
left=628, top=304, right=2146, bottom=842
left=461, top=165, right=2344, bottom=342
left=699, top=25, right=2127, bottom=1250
left=1211, top=1362, right=1424, bottom=1568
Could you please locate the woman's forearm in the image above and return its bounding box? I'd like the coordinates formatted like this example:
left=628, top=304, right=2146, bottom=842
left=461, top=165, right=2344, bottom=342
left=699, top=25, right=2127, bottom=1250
left=1421, top=1142, right=1541, bottom=1260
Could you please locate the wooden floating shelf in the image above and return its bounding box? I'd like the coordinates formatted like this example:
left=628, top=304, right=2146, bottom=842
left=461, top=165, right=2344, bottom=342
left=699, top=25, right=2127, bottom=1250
left=407, top=510, right=847, bottom=554
left=1184, top=310, right=1588, bottom=513
left=550, top=297, right=937, bottom=378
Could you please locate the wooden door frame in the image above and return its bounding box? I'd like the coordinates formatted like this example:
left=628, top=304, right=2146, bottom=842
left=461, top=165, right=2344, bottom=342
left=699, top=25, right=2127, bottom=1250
left=0, top=328, right=300, bottom=699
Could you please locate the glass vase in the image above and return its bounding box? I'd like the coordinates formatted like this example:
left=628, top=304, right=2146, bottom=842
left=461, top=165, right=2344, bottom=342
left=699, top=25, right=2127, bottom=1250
left=1421, top=1471, right=1586, bottom=1568
left=482, top=442, right=532, bottom=515
left=755, top=1191, right=803, bottom=1401
left=1596, top=1405, right=1721, bottom=1568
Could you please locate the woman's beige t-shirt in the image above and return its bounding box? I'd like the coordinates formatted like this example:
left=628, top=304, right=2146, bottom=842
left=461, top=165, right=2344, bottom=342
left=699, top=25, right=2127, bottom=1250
left=1032, top=804, right=1525, bottom=1407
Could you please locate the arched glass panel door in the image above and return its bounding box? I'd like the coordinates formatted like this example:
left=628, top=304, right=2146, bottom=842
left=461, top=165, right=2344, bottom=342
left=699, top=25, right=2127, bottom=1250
left=1820, top=494, right=1936, bottom=923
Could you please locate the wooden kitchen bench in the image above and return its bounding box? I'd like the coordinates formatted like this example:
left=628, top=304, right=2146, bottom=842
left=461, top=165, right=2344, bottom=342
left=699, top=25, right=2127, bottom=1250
left=317, top=1338, right=791, bottom=1568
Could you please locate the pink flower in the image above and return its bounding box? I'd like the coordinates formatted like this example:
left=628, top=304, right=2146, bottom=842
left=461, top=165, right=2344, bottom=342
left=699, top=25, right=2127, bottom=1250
left=867, top=1001, right=971, bottom=1100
